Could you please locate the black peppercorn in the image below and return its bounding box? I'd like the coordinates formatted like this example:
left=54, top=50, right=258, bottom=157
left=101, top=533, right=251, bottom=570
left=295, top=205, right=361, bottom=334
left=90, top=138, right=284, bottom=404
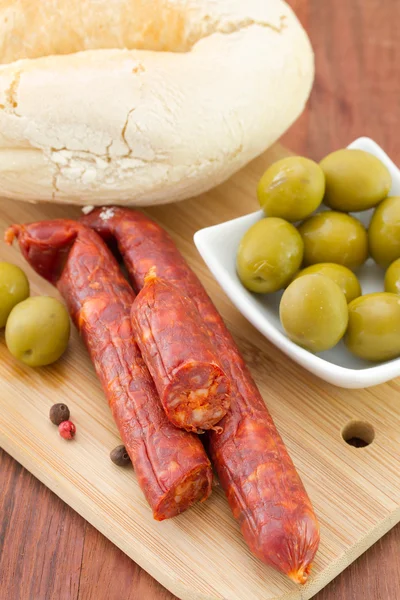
left=110, top=445, right=131, bottom=467
left=49, top=403, right=70, bottom=426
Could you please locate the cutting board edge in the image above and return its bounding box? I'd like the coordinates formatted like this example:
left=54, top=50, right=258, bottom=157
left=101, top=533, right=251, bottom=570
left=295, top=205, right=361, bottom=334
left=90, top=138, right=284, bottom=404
left=303, top=505, right=400, bottom=600
left=0, top=433, right=218, bottom=600
left=2, top=144, right=400, bottom=600
left=2, top=432, right=400, bottom=600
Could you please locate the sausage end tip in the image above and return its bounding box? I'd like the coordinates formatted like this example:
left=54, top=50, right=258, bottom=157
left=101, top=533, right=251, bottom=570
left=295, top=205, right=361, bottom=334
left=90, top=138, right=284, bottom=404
left=4, top=225, right=20, bottom=246
left=144, top=266, right=157, bottom=284
left=287, top=564, right=312, bottom=585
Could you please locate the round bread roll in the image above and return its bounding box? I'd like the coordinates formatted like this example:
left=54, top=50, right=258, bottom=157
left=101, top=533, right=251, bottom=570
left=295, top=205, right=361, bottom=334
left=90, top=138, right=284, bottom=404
left=0, top=0, right=314, bottom=206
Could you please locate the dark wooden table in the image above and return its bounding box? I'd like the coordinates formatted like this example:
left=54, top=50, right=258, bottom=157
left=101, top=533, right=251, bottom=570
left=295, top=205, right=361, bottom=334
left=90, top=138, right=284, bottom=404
left=1, top=1, right=399, bottom=599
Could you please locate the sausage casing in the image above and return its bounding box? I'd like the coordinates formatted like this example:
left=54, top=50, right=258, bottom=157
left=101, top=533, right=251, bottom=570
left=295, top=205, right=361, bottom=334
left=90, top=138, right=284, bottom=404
left=82, top=208, right=320, bottom=583
left=6, top=220, right=212, bottom=521
left=131, top=268, right=230, bottom=432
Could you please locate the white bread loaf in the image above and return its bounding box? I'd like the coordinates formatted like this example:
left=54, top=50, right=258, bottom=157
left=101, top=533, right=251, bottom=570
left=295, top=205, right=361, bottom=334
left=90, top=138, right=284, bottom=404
left=0, top=0, right=314, bottom=206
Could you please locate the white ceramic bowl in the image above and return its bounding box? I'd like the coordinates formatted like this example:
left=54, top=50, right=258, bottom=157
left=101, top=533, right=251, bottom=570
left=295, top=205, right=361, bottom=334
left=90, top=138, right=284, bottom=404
left=194, top=138, right=400, bottom=388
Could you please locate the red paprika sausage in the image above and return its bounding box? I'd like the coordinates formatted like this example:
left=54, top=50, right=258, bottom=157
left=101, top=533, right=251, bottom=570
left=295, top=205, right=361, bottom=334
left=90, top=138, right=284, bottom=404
left=6, top=220, right=212, bottom=521
left=131, top=267, right=230, bottom=433
left=82, top=207, right=320, bottom=583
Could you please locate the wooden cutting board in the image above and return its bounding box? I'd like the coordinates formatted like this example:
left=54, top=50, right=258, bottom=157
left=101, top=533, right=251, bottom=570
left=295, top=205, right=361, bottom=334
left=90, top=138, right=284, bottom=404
left=1, top=144, right=400, bottom=600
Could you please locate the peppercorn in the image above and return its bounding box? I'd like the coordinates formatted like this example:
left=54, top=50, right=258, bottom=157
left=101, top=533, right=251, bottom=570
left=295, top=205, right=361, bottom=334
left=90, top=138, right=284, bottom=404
left=58, top=420, right=76, bottom=440
left=110, top=445, right=131, bottom=467
left=49, top=403, right=70, bottom=426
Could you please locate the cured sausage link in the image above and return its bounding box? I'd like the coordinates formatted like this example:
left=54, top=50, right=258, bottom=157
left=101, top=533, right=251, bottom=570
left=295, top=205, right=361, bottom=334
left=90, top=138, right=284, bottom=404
left=82, top=208, right=320, bottom=583
left=6, top=220, right=212, bottom=521
left=131, top=268, right=230, bottom=433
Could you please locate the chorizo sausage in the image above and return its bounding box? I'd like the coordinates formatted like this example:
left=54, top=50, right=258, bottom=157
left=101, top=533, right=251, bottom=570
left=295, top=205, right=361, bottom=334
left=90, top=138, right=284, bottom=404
left=6, top=220, right=212, bottom=521
left=131, top=267, right=230, bottom=433
left=82, top=207, right=320, bottom=583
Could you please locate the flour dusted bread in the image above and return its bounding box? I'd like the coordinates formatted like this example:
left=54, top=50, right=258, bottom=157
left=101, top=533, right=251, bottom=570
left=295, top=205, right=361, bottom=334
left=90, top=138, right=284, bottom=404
left=0, top=0, right=314, bottom=206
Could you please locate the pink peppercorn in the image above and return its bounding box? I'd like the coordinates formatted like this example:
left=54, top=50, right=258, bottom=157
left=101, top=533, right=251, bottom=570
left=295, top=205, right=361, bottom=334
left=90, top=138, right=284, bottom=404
left=58, top=420, right=76, bottom=440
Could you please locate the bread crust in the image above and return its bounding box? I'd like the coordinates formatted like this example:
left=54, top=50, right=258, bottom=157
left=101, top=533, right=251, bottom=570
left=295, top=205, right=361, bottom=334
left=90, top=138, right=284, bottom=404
left=0, top=0, right=314, bottom=206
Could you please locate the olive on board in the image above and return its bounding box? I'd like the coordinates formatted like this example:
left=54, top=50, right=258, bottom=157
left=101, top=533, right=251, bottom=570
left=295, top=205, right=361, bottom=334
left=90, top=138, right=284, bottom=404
left=0, top=262, right=30, bottom=328
left=369, top=196, right=400, bottom=268
left=257, top=156, right=325, bottom=222
left=292, top=263, right=361, bottom=303
left=279, top=274, right=348, bottom=353
left=5, top=296, right=70, bottom=367
left=236, top=218, right=304, bottom=293
left=298, top=211, right=368, bottom=270
left=345, top=293, right=400, bottom=362
left=320, top=148, right=391, bottom=212
left=385, top=259, right=400, bottom=294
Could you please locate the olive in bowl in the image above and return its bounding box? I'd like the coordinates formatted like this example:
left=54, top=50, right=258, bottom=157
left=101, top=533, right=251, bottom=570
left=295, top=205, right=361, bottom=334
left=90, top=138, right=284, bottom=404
left=369, top=196, right=400, bottom=268
left=6, top=296, right=70, bottom=367
left=298, top=211, right=368, bottom=270
left=280, top=274, right=348, bottom=353
left=257, top=156, right=325, bottom=222
left=292, top=263, right=361, bottom=303
left=345, top=293, right=400, bottom=362
left=320, top=148, right=391, bottom=212
left=236, top=218, right=304, bottom=293
left=385, top=259, right=400, bottom=294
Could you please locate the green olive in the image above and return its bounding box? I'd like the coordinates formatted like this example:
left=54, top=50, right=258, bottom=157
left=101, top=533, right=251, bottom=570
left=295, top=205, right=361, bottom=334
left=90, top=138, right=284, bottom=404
left=385, top=259, right=400, bottom=294
left=5, top=296, right=70, bottom=367
left=320, top=148, right=391, bottom=212
left=292, top=263, right=361, bottom=303
left=237, top=218, right=303, bottom=293
left=345, top=293, right=400, bottom=361
left=280, top=274, right=348, bottom=353
left=298, top=211, right=368, bottom=270
left=0, top=262, right=30, bottom=328
left=369, top=196, right=400, bottom=268
left=257, top=156, right=325, bottom=222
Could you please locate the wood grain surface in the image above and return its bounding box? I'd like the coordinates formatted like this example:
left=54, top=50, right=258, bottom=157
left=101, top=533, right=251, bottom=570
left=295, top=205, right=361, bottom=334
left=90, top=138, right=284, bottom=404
left=1, top=1, right=399, bottom=599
